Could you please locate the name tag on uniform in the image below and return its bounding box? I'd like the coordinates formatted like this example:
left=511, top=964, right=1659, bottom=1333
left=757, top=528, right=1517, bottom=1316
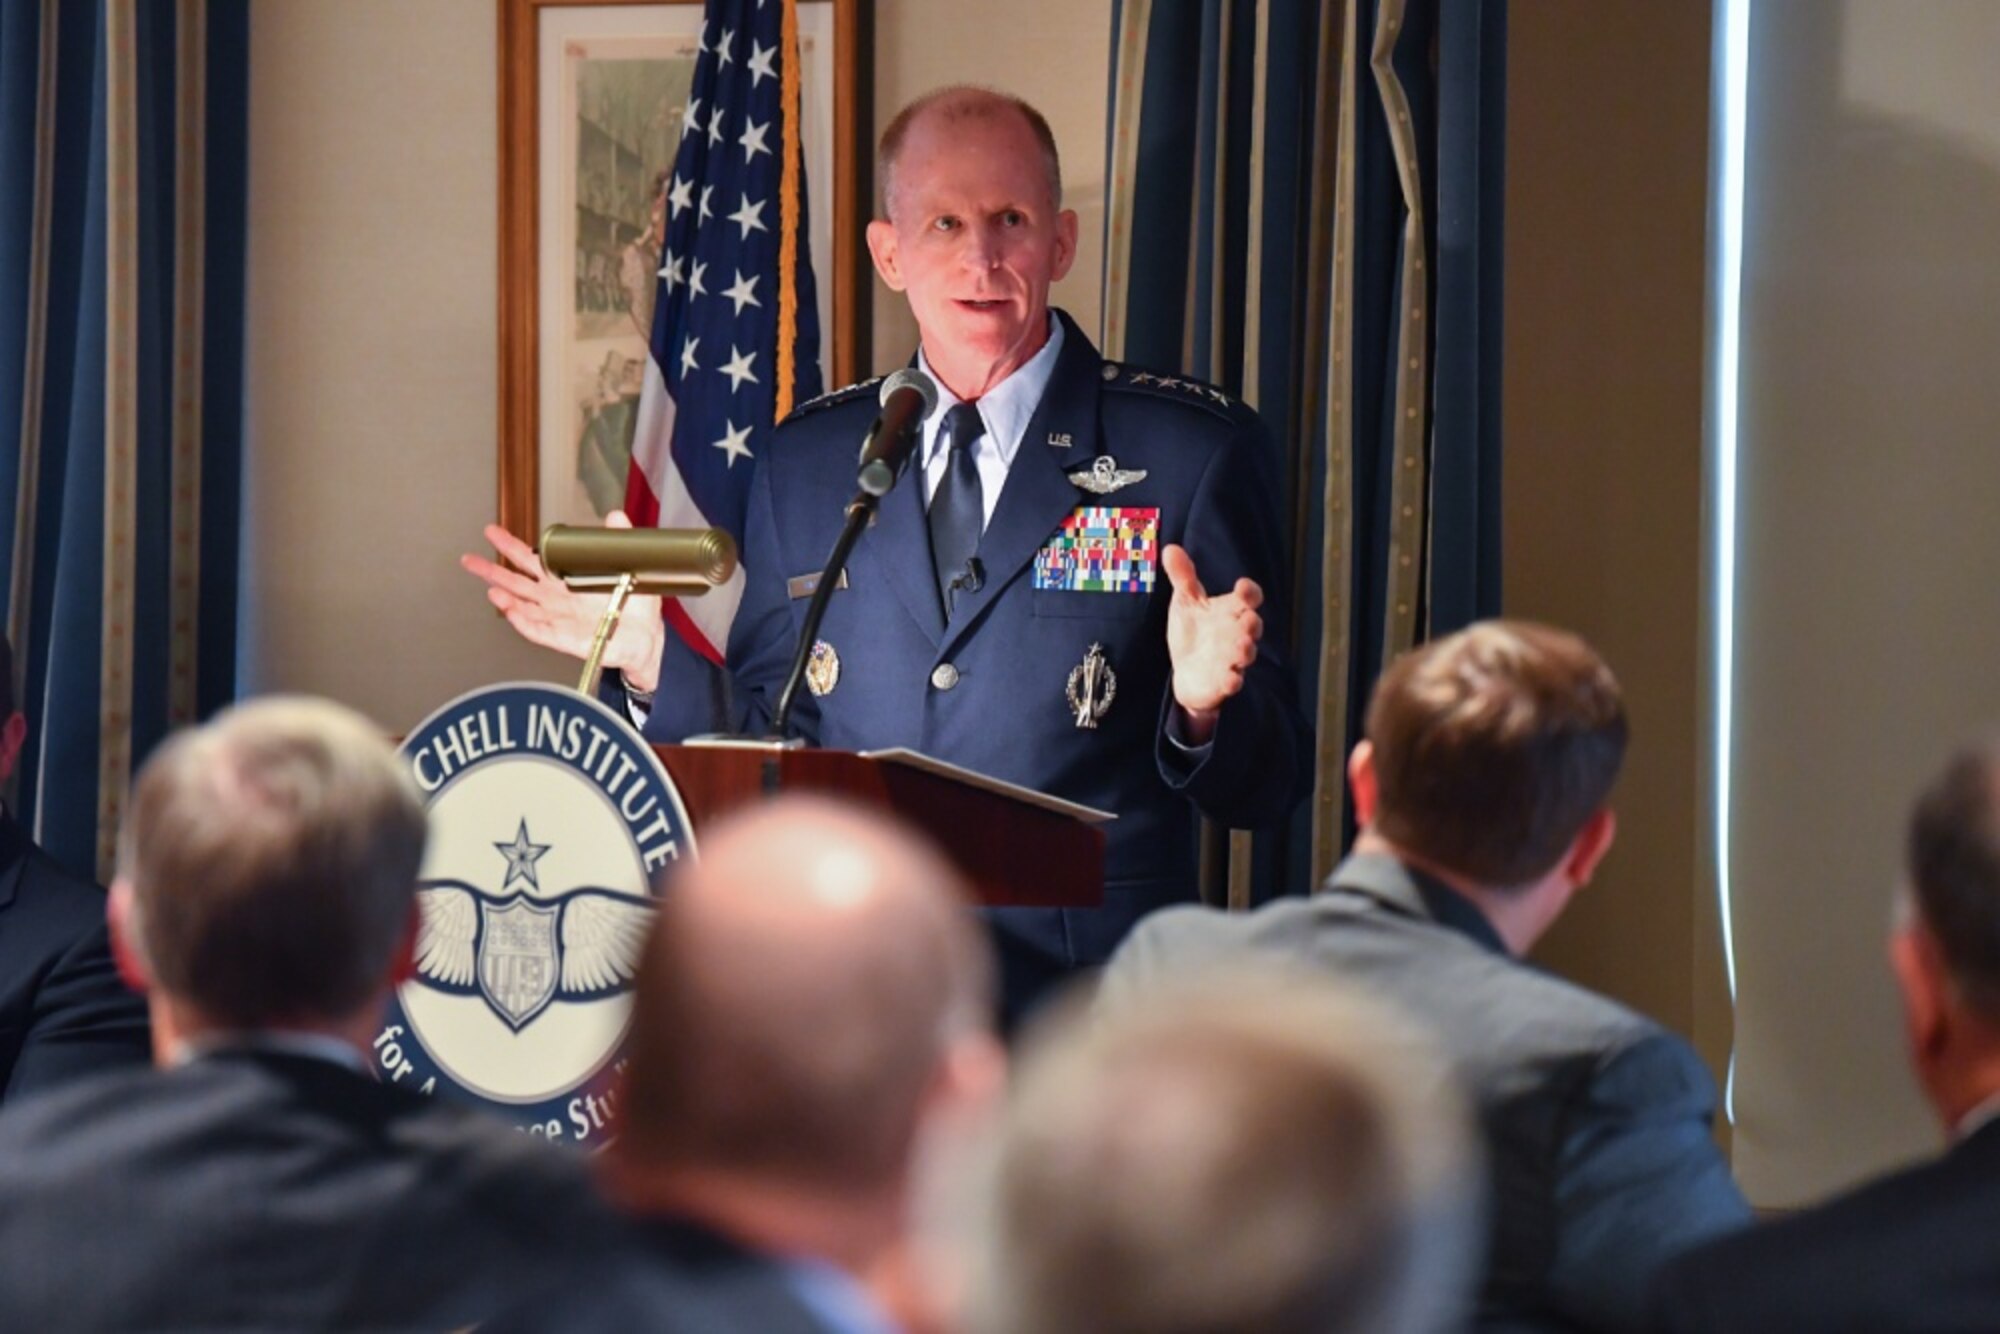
left=1033, top=506, right=1160, bottom=593
left=787, top=570, right=849, bottom=600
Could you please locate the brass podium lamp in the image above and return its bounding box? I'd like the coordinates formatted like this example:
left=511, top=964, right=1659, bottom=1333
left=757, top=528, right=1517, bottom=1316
left=536, top=525, right=738, bottom=696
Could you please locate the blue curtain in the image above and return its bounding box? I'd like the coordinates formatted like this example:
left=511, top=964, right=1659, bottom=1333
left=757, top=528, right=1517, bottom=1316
left=0, top=0, right=248, bottom=881
left=1102, top=0, right=1506, bottom=904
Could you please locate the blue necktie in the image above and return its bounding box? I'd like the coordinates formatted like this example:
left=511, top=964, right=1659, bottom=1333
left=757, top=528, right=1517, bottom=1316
left=928, top=402, right=986, bottom=615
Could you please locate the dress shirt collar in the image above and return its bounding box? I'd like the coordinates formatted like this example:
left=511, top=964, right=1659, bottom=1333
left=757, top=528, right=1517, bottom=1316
left=1955, top=1086, right=2000, bottom=1142
left=1322, top=851, right=1512, bottom=957
left=916, top=311, right=1064, bottom=473
left=171, top=1029, right=372, bottom=1076
left=780, top=1257, right=901, bottom=1334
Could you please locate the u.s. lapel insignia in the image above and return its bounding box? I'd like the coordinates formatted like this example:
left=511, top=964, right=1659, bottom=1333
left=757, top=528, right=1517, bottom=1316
left=1068, top=455, right=1149, bottom=495
left=1065, top=642, right=1117, bottom=730
left=805, top=641, right=840, bottom=697
left=1047, top=431, right=1074, bottom=448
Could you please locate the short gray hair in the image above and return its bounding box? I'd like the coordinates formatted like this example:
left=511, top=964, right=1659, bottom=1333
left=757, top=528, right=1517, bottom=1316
left=949, top=969, right=1479, bottom=1334
left=120, top=696, right=426, bottom=1026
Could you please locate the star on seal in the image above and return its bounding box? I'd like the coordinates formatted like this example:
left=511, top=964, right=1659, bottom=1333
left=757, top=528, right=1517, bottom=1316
left=493, top=819, right=551, bottom=891
left=1069, top=455, right=1149, bottom=495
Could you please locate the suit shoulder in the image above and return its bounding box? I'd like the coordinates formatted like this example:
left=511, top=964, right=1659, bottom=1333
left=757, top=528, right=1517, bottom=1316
left=0, top=1063, right=159, bottom=1162
left=779, top=376, right=883, bottom=427
left=1655, top=1163, right=1959, bottom=1332
left=1483, top=959, right=1714, bottom=1094
left=1116, top=902, right=1225, bottom=956
left=9, top=845, right=108, bottom=924
left=1098, top=361, right=1261, bottom=429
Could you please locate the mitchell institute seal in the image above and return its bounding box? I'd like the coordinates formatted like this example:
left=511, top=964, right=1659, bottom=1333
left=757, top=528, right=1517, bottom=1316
left=376, top=682, right=693, bottom=1146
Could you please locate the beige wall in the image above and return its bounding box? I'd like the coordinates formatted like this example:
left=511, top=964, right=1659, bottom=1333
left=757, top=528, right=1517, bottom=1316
left=1721, top=1, right=2000, bottom=1203
left=866, top=0, right=1110, bottom=367
left=244, top=0, right=1109, bottom=731
left=1505, top=2, right=2000, bottom=1208
left=245, top=0, right=564, bottom=730
left=1502, top=3, right=1726, bottom=1075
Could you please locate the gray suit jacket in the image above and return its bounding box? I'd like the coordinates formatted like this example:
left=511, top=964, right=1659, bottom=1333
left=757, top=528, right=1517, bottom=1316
left=1105, top=853, right=1750, bottom=1333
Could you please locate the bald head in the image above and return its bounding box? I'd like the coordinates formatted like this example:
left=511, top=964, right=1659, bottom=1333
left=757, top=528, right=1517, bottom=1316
left=617, top=797, right=995, bottom=1195
left=878, top=85, right=1062, bottom=221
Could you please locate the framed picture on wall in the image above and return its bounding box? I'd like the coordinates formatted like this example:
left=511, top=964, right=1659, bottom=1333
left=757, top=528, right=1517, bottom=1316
left=497, top=0, right=869, bottom=542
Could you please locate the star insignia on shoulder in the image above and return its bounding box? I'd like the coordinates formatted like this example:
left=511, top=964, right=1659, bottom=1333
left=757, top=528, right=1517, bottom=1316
left=1113, top=366, right=1238, bottom=411
left=787, top=375, right=884, bottom=420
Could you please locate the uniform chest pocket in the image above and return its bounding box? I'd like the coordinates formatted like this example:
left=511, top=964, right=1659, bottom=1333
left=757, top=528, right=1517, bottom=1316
left=1031, top=587, right=1154, bottom=620
left=1030, top=505, right=1160, bottom=620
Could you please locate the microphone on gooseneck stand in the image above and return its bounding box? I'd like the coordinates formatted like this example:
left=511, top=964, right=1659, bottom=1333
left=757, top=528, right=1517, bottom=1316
left=856, top=368, right=940, bottom=497
left=772, top=368, right=941, bottom=740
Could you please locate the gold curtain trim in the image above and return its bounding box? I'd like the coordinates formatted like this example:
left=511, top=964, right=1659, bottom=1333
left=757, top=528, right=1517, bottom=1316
left=1100, top=0, right=1153, bottom=359
left=169, top=0, right=207, bottom=729
left=1312, top=0, right=1362, bottom=887
left=1369, top=0, right=1429, bottom=668
left=100, top=0, right=142, bottom=881
left=1222, top=0, right=1270, bottom=912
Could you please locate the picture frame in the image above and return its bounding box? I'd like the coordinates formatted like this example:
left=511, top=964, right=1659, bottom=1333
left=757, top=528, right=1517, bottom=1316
left=497, top=0, right=869, bottom=542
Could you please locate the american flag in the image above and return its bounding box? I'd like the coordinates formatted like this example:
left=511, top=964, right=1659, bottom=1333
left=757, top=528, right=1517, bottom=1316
left=623, top=0, right=822, bottom=676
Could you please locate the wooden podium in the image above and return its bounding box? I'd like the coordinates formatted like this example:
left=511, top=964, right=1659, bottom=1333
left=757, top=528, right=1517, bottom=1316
left=652, top=744, right=1105, bottom=911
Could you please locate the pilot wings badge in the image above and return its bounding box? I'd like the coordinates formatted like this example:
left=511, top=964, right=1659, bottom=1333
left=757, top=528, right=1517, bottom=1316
left=412, top=878, right=657, bottom=1033
left=1068, top=455, right=1149, bottom=495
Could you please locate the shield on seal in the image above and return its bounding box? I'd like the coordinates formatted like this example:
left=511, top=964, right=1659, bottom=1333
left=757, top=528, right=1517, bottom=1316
left=478, top=897, right=561, bottom=1031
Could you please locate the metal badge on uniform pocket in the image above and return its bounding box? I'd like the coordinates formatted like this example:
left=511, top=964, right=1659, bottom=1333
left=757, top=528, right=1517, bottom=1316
left=805, top=641, right=840, bottom=697
left=1066, top=642, right=1117, bottom=729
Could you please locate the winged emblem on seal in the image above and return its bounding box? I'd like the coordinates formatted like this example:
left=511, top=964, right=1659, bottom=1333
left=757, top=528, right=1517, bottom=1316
left=411, top=880, right=656, bottom=1032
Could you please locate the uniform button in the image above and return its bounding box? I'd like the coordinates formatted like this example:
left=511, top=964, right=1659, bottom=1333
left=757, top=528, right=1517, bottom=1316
left=930, top=663, right=960, bottom=691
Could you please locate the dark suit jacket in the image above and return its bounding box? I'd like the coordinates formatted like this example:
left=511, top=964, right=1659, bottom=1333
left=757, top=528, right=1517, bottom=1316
left=0, top=812, right=149, bottom=1099
left=1106, top=852, right=1751, bottom=1333
left=0, top=1048, right=622, bottom=1331
left=488, top=1218, right=856, bottom=1333
left=663, top=311, right=1310, bottom=970
left=1650, top=1116, right=2000, bottom=1334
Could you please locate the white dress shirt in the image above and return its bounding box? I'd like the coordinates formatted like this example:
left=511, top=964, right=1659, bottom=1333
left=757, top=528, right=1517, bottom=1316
left=915, top=313, right=1066, bottom=529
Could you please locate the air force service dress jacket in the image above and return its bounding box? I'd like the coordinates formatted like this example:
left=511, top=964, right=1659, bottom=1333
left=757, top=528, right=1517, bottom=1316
left=654, top=310, right=1311, bottom=968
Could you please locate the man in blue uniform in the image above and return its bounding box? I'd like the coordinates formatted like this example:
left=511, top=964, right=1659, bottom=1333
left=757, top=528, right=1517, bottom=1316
left=470, top=88, right=1310, bottom=1003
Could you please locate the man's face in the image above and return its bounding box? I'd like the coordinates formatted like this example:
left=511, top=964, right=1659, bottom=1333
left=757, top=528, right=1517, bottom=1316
left=867, top=108, right=1078, bottom=394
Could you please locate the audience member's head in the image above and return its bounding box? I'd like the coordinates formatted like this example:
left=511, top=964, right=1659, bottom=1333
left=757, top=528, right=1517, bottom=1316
left=941, top=970, right=1478, bottom=1334
left=1351, top=619, right=1627, bottom=947
left=109, top=697, right=426, bottom=1055
left=1895, top=738, right=2000, bottom=1129
left=609, top=796, right=1001, bottom=1273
